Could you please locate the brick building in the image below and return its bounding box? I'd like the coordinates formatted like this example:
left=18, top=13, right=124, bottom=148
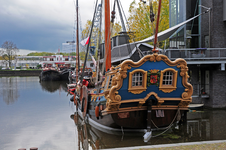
left=168, top=0, right=226, bottom=108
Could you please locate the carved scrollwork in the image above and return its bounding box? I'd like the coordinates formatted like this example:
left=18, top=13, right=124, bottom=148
left=129, top=89, right=146, bottom=94
left=143, top=92, right=165, bottom=107
left=178, top=100, right=191, bottom=107
left=182, top=92, right=189, bottom=99
left=108, top=104, right=120, bottom=111
left=103, top=53, right=193, bottom=112
left=115, top=95, right=121, bottom=102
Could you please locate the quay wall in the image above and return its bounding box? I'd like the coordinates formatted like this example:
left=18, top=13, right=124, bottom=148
left=0, top=70, right=41, bottom=76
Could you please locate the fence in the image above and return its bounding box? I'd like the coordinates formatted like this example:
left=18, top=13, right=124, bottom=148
left=165, top=48, right=226, bottom=61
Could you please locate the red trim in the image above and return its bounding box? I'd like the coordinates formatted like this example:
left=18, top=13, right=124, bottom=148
left=55, top=62, right=65, bottom=64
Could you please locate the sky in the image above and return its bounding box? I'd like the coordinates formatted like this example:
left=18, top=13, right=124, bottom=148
left=0, top=0, right=135, bottom=53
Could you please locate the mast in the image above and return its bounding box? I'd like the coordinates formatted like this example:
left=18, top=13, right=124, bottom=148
left=116, top=0, right=126, bottom=32
left=80, top=0, right=99, bottom=83
left=152, top=0, right=162, bottom=53
left=76, top=0, right=80, bottom=82
left=105, top=0, right=111, bottom=71
left=96, top=0, right=103, bottom=85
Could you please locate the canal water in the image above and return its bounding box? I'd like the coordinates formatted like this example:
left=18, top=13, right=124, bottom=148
left=1, top=77, right=226, bottom=150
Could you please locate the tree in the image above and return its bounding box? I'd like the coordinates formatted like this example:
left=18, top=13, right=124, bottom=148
left=128, top=0, right=169, bottom=49
left=27, top=52, right=55, bottom=56
left=0, top=41, right=18, bottom=68
left=111, top=22, right=122, bottom=37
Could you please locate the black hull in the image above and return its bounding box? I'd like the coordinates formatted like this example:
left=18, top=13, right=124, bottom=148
left=75, top=101, right=187, bottom=133
left=40, top=69, right=70, bottom=81
left=60, top=70, right=70, bottom=81
left=39, top=70, right=61, bottom=81
left=89, top=109, right=185, bottom=130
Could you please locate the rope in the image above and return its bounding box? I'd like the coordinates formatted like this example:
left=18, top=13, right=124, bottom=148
left=151, top=108, right=180, bottom=138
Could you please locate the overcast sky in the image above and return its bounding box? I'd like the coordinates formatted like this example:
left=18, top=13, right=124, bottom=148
left=0, top=0, right=135, bottom=53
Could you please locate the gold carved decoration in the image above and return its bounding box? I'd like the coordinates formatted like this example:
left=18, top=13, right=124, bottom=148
left=178, top=100, right=191, bottom=107
left=128, top=69, right=147, bottom=94
left=103, top=53, right=193, bottom=112
left=141, top=92, right=165, bottom=107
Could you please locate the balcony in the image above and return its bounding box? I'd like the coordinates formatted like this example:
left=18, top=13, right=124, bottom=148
left=165, top=48, right=226, bottom=64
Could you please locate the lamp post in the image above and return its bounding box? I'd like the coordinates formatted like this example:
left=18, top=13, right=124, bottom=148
left=199, top=5, right=211, bottom=48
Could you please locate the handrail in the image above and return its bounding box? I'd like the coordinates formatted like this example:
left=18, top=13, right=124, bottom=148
left=164, top=48, right=226, bottom=60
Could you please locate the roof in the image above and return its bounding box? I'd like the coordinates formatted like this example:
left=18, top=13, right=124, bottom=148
left=111, top=43, right=161, bottom=63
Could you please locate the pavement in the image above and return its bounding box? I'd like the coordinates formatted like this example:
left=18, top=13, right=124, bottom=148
left=103, top=140, right=226, bottom=150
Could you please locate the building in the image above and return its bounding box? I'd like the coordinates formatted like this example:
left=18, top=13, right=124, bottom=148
left=62, top=41, right=76, bottom=52
left=15, top=55, right=77, bottom=69
left=168, top=0, right=226, bottom=108
left=13, top=55, right=98, bottom=71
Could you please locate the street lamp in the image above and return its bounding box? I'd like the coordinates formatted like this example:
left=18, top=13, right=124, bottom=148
left=199, top=5, right=211, bottom=48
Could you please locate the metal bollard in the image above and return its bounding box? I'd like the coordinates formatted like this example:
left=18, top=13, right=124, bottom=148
left=30, top=148, right=38, bottom=150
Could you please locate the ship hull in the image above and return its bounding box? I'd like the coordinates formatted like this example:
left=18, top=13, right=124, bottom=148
left=75, top=100, right=187, bottom=132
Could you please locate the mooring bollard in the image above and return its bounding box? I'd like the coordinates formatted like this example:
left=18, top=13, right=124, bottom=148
left=30, top=147, right=38, bottom=150
left=18, top=148, right=26, bottom=150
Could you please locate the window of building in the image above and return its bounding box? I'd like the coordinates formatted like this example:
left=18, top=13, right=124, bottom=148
left=159, top=68, right=178, bottom=93
left=128, top=69, right=147, bottom=94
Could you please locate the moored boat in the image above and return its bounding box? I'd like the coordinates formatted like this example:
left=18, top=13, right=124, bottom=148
left=69, top=0, right=193, bottom=141
left=39, top=68, right=61, bottom=81
left=40, top=67, right=72, bottom=81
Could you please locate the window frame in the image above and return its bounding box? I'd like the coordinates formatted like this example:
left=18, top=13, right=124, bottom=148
left=128, top=69, right=147, bottom=94
left=159, top=68, right=178, bottom=93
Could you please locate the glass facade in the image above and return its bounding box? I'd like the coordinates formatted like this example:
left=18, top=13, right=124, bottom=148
left=169, top=0, right=200, bottom=48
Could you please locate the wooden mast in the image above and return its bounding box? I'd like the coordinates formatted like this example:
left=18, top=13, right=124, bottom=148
left=76, top=0, right=80, bottom=82
left=105, top=0, right=111, bottom=71
left=152, top=0, right=162, bottom=53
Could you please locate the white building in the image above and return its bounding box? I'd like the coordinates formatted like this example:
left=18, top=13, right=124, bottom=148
left=16, top=55, right=77, bottom=69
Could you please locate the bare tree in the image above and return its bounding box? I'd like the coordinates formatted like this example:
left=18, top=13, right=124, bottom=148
left=0, top=41, right=18, bottom=68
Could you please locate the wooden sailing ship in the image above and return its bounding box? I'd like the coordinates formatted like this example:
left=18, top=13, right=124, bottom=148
left=69, top=0, right=193, bottom=141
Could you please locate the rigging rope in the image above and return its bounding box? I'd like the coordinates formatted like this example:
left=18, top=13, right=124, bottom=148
left=151, top=108, right=180, bottom=138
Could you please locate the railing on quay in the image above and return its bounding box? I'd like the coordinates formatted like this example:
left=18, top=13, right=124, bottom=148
left=164, top=48, right=226, bottom=61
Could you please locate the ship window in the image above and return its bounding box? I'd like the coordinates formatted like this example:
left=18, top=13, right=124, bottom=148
left=162, top=71, right=173, bottom=85
left=159, top=68, right=178, bottom=93
left=128, top=69, right=147, bottom=94
left=132, top=72, right=143, bottom=86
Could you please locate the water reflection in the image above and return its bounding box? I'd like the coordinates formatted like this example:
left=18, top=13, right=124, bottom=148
left=0, top=77, right=20, bottom=104
left=70, top=109, right=226, bottom=149
left=0, top=77, right=69, bottom=105
left=39, top=80, right=68, bottom=93
left=1, top=77, right=226, bottom=149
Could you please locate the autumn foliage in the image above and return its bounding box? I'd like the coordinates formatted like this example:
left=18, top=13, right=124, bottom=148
left=128, top=0, right=169, bottom=49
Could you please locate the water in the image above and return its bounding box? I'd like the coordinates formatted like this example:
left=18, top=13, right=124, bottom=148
left=1, top=77, right=226, bottom=150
